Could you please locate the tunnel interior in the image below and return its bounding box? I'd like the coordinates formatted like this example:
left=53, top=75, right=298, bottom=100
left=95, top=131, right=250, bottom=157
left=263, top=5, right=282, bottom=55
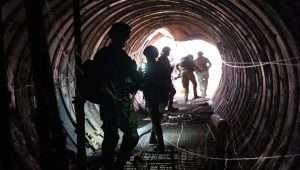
left=2, top=0, right=300, bottom=170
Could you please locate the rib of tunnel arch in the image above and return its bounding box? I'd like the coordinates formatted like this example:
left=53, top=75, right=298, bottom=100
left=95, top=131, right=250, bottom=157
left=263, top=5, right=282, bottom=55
left=3, top=0, right=299, bottom=168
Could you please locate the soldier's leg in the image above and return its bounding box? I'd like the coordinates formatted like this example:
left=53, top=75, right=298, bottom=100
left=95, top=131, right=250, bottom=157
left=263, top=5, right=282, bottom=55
left=198, top=76, right=205, bottom=97
left=116, top=101, right=139, bottom=169
left=168, top=83, right=176, bottom=109
left=117, top=128, right=139, bottom=168
left=149, top=101, right=165, bottom=150
left=100, top=103, right=120, bottom=170
left=181, top=71, right=189, bottom=101
left=201, top=72, right=209, bottom=97
left=189, top=72, right=198, bottom=98
left=196, top=72, right=202, bottom=95
left=149, top=129, right=158, bottom=144
left=202, top=78, right=208, bottom=97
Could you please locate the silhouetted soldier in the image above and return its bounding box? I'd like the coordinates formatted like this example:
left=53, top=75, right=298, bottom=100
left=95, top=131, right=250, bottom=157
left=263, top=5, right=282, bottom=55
left=176, top=55, right=199, bottom=102
left=93, top=22, right=141, bottom=170
left=157, top=46, right=178, bottom=111
left=194, top=51, right=211, bottom=97
left=143, top=45, right=168, bottom=151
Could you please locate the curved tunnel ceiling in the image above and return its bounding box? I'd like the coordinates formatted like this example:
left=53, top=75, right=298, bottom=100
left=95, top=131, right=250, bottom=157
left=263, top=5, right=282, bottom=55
left=2, top=0, right=300, bottom=169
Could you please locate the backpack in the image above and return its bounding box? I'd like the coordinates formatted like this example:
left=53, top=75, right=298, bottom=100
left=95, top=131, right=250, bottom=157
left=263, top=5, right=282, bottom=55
left=77, top=59, right=102, bottom=104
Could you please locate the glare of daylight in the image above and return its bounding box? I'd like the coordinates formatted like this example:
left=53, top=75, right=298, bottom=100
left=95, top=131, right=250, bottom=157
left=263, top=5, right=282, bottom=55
left=152, top=30, right=222, bottom=99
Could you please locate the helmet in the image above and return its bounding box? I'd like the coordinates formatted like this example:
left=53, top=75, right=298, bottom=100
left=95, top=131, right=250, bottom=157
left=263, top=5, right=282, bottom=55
left=162, top=46, right=171, bottom=53
left=143, top=45, right=159, bottom=59
left=108, top=22, right=131, bottom=40
left=198, top=51, right=204, bottom=56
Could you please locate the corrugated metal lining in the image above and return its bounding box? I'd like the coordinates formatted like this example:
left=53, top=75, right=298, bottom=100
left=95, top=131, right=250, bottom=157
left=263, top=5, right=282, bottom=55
left=2, top=0, right=300, bottom=169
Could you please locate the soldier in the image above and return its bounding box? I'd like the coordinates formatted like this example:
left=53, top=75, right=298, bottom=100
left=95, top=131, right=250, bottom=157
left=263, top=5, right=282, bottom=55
left=143, top=45, right=168, bottom=151
left=93, top=23, right=142, bottom=170
left=194, top=51, right=211, bottom=97
left=176, top=55, right=199, bottom=102
left=157, top=47, right=178, bottom=111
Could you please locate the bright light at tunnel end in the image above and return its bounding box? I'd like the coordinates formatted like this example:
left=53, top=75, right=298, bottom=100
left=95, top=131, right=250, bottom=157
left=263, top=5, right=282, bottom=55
left=148, top=29, right=222, bottom=100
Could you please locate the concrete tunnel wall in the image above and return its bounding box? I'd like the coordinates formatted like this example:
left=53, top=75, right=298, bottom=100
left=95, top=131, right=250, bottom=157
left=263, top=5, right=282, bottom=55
left=2, top=0, right=300, bottom=169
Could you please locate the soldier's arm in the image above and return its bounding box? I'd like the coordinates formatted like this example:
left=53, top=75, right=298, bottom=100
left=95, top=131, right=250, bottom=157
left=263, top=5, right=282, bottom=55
left=207, top=58, right=212, bottom=68
left=175, top=63, right=181, bottom=74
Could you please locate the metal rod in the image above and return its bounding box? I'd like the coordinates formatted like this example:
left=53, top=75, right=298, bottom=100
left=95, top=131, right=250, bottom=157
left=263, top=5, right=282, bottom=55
left=24, top=0, right=67, bottom=169
left=72, top=0, right=87, bottom=169
left=0, top=4, right=13, bottom=170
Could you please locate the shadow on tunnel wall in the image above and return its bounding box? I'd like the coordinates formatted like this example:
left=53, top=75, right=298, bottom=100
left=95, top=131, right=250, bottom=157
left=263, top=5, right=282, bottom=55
left=1, top=0, right=300, bottom=170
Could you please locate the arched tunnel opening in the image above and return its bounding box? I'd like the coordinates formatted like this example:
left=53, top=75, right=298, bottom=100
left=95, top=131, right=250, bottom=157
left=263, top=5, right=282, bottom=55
left=133, top=29, right=221, bottom=104
left=147, top=29, right=222, bottom=99
left=1, top=0, right=300, bottom=170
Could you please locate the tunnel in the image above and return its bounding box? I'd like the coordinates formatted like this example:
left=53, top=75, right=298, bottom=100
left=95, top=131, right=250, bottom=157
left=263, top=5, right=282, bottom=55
left=1, top=0, right=300, bottom=170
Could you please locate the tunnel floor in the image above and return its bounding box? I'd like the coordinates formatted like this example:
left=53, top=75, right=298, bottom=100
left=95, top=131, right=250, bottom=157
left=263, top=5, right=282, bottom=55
left=124, top=98, right=215, bottom=170
left=86, top=98, right=217, bottom=170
